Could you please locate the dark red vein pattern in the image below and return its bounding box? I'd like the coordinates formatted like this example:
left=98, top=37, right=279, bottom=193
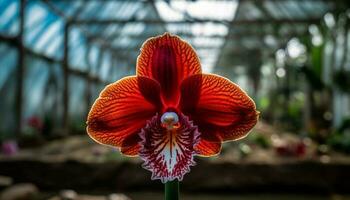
left=139, top=114, right=200, bottom=183
left=137, top=33, right=201, bottom=107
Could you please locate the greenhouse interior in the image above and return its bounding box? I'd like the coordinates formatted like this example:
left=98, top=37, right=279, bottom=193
left=1, top=0, right=350, bottom=199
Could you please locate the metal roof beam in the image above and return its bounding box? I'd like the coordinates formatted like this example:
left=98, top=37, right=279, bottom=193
left=71, top=18, right=322, bottom=26
left=86, top=30, right=308, bottom=42
left=0, top=34, right=107, bottom=84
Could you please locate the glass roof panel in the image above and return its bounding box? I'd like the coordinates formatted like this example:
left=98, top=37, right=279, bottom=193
left=156, top=1, right=238, bottom=21
left=155, top=1, right=238, bottom=72
left=0, top=0, right=19, bottom=35
left=0, top=0, right=337, bottom=75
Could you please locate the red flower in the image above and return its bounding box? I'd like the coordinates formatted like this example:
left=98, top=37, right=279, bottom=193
left=87, top=33, right=259, bottom=183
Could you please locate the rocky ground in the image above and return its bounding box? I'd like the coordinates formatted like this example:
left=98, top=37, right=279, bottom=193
left=0, top=183, right=131, bottom=200
left=1, top=184, right=350, bottom=200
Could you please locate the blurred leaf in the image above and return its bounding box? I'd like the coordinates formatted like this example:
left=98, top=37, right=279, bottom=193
left=248, top=133, right=271, bottom=149
left=0, top=131, right=14, bottom=141
left=299, top=66, right=325, bottom=90
left=258, top=97, right=270, bottom=110
left=338, top=117, right=350, bottom=133
left=327, top=132, right=350, bottom=154
left=310, top=43, right=324, bottom=78
left=327, top=117, right=350, bottom=154
left=298, top=29, right=325, bottom=90
left=334, top=70, right=350, bottom=93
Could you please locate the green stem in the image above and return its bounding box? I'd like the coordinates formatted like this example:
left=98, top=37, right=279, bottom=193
left=165, top=180, right=179, bottom=200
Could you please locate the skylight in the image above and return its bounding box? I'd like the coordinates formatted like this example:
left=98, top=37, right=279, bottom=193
left=155, top=0, right=239, bottom=73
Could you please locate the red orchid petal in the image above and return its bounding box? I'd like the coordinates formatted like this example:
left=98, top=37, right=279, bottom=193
left=139, top=114, right=200, bottom=183
left=121, top=145, right=140, bottom=157
left=193, top=122, right=222, bottom=156
left=180, top=74, right=259, bottom=146
left=120, top=133, right=141, bottom=156
left=137, top=33, right=201, bottom=107
left=195, top=139, right=222, bottom=157
left=87, top=76, right=161, bottom=155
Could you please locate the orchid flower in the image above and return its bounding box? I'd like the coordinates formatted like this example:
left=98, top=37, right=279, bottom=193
left=86, top=33, right=259, bottom=184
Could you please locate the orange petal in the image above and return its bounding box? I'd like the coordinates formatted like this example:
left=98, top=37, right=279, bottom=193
left=195, top=139, right=222, bottom=157
left=194, top=122, right=222, bottom=157
left=121, top=145, right=140, bottom=156
left=180, top=74, right=259, bottom=142
left=87, top=76, right=161, bottom=153
left=120, top=133, right=141, bottom=156
left=137, top=33, right=201, bottom=107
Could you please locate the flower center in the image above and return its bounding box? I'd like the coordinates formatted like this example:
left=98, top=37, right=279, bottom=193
left=161, top=112, right=180, bottom=130
left=139, top=113, right=200, bottom=182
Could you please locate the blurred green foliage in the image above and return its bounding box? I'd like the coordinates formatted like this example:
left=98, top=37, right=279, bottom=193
left=328, top=118, right=350, bottom=154
left=248, top=132, right=271, bottom=149
left=334, top=70, right=350, bottom=93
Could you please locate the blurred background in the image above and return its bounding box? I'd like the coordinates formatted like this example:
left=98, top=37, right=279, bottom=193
left=1, top=0, right=350, bottom=199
